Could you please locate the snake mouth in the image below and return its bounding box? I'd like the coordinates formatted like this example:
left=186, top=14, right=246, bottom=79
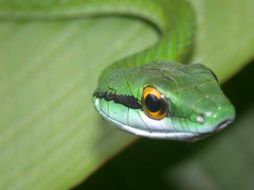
left=191, top=118, right=235, bottom=141
left=214, top=119, right=234, bottom=132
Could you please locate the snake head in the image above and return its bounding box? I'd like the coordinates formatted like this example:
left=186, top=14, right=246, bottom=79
left=93, top=62, right=235, bottom=141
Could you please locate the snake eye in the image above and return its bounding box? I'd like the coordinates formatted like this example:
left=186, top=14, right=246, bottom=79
left=142, top=87, right=168, bottom=120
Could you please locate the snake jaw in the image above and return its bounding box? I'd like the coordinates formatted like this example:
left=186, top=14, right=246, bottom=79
left=94, top=94, right=235, bottom=141
left=94, top=97, right=199, bottom=141
left=93, top=97, right=191, bottom=141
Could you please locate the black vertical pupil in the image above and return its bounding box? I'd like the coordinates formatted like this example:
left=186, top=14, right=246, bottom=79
left=145, top=94, right=161, bottom=112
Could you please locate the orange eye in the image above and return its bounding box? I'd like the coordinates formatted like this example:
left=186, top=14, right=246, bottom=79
left=142, top=87, right=168, bottom=120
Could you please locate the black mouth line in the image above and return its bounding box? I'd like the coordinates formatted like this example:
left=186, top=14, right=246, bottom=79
left=215, top=119, right=234, bottom=132
left=188, top=119, right=234, bottom=142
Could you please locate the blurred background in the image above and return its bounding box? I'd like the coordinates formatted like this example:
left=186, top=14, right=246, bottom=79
left=0, top=0, right=254, bottom=189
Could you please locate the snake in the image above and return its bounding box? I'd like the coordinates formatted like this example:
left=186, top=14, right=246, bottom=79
left=1, top=0, right=235, bottom=141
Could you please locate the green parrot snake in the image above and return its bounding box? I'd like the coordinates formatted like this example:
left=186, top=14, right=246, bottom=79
left=2, top=0, right=235, bottom=141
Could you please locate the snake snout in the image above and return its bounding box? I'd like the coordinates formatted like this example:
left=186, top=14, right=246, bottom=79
left=206, top=105, right=235, bottom=133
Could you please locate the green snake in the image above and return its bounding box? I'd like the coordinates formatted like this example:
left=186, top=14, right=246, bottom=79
left=92, top=0, right=236, bottom=141
left=2, top=0, right=235, bottom=141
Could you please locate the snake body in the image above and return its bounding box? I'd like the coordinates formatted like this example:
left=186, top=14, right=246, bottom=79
left=2, top=0, right=235, bottom=141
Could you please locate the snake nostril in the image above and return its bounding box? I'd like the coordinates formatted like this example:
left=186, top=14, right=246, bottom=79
left=196, top=114, right=205, bottom=124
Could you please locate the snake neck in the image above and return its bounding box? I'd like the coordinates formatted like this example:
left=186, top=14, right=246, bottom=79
left=95, top=0, right=196, bottom=73
left=95, top=0, right=196, bottom=78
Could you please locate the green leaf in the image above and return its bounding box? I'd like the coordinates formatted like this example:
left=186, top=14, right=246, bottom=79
left=0, top=0, right=254, bottom=189
left=0, top=17, right=158, bottom=189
